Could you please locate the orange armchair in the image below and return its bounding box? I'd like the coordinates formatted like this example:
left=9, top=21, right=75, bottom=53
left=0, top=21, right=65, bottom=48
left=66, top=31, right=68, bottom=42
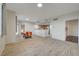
left=21, top=32, right=32, bottom=38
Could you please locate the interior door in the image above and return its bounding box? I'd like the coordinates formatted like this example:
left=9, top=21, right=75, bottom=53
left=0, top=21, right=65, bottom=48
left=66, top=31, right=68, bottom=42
left=66, top=19, right=78, bottom=43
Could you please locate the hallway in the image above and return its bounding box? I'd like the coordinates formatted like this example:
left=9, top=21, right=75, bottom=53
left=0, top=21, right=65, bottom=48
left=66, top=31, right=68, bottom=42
left=2, top=36, right=79, bottom=56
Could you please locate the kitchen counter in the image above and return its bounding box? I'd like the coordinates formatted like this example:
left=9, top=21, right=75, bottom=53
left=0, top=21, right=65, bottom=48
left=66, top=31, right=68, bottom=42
left=34, top=29, right=49, bottom=37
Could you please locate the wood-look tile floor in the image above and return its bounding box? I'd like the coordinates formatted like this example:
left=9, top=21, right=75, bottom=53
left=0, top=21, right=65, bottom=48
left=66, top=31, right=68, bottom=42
left=2, top=36, right=79, bottom=56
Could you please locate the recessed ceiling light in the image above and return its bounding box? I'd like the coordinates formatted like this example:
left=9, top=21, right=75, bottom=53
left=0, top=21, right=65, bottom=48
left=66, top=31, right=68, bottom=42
left=26, top=18, right=29, bottom=21
left=37, top=3, right=43, bottom=8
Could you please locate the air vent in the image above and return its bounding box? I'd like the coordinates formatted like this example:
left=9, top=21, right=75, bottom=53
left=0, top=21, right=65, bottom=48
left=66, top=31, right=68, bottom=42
left=53, top=18, right=58, bottom=21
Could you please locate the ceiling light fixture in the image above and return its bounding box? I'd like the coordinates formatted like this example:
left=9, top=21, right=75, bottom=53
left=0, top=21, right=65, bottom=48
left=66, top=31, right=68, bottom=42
left=37, top=3, right=43, bottom=8
left=26, top=18, right=29, bottom=21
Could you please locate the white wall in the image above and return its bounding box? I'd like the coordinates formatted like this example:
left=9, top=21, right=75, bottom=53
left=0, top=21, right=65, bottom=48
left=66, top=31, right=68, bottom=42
left=0, top=3, right=3, bottom=55
left=0, top=4, right=2, bottom=36
left=50, top=19, right=65, bottom=41
left=0, top=36, right=5, bottom=55
left=50, top=11, right=79, bottom=41
left=17, top=22, right=35, bottom=35
left=25, top=22, right=34, bottom=32
left=78, top=17, right=79, bottom=44
left=6, top=10, right=16, bottom=44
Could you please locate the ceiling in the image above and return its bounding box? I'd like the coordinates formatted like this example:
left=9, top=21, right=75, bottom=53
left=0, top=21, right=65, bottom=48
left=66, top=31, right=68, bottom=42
left=6, top=3, right=79, bottom=24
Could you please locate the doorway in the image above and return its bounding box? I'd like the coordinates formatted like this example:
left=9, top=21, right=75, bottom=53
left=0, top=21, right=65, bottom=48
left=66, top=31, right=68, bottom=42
left=66, top=19, right=78, bottom=43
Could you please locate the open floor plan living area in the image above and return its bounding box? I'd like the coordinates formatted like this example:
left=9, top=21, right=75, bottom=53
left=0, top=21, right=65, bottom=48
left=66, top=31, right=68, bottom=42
left=0, top=3, right=79, bottom=56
